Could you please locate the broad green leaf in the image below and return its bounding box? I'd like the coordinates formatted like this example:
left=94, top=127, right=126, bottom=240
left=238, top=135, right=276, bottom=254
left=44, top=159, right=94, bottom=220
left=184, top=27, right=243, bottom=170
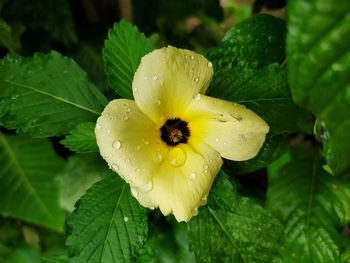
left=137, top=219, right=195, bottom=263
left=66, top=175, right=148, bottom=263
left=0, top=51, right=108, bottom=138
left=188, top=172, right=283, bottom=262
left=287, top=0, right=350, bottom=175
left=60, top=123, right=98, bottom=153
left=103, top=20, right=154, bottom=99
left=0, top=133, right=65, bottom=231
left=267, top=147, right=350, bottom=262
left=57, top=154, right=109, bottom=212
left=206, top=14, right=311, bottom=172
left=219, top=14, right=286, bottom=65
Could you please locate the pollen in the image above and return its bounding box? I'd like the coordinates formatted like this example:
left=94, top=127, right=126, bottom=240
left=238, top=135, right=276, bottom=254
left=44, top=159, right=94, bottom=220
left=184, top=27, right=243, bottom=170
left=160, top=118, right=190, bottom=146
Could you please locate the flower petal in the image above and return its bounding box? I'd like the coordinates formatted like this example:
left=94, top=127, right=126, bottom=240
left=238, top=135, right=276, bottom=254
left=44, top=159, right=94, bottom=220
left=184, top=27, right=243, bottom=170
left=95, top=99, right=168, bottom=186
left=132, top=143, right=222, bottom=222
left=132, top=46, right=213, bottom=124
left=183, top=95, right=269, bottom=161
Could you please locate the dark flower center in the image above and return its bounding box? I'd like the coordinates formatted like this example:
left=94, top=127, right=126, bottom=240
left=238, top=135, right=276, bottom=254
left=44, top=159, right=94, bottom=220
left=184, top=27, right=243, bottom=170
left=160, top=118, right=190, bottom=146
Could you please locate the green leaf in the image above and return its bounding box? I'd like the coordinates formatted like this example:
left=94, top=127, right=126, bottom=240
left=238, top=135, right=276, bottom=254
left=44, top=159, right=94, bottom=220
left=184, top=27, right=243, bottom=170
left=103, top=20, right=154, bottom=99
left=60, top=123, right=98, bottom=153
left=219, top=14, right=286, bottom=65
left=188, top=172, right=283, bottom=262
left=0, top=133, right=65, bottom=231
left=267, top=147, right=350, bottom=262
left=66, top=174, right=148, bottom=263
left=0, top=51, right=108, bottom=138
left=287, top=0, right=350, bottom=175
left=57, top=154, right=109, bottom=212
left=206, top=14, right=312, bottom=172
left=137, top=219, right=195, bottom=263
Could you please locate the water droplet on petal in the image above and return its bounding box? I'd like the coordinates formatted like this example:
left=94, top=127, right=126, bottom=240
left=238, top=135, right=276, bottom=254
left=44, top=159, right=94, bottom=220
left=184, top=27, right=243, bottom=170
left=123, top=115, right=129, bottom=121
left=208, top=62, right=213, bottom=68
left=140, top=181, right=153, bottom=192
left=96, top=123, right=102, bottom=129
left=194, top=77, right=199, bottom=82
left=126, top=107, right=131, bottom=113
left=144, top=76, right=149, bottom=80
left=112, top=163, right=119, bottom=171
left=190, top=55, right=194, bottom=60
left=131, top=187, right=139, bottom=197
left=112, top=140, right=121, bottom=150
left=193, top=93, right=201, bottom=101
left=192, top=208, right=199, bottom=216
left=143, top=139, right=149, bottom=145
left=125, top=158, right=130, bottom=164
left=123, top=216, right=129, bottom=222
left=189, top=172, right=196, bottom=180
left=135, top=145, right=141, bottom=150
left=107, top=129, right=111, bottom=134
left=168, top=147, right=186, bottom=167
left=215, top=138, right=219, bottom=142
left=153, top=75, right=158, bottom=80
left=150, top=206, right=155, bottom=210
left=153, top=152, right=163, bottom=162
left=200, top=195, right=208, bottom=205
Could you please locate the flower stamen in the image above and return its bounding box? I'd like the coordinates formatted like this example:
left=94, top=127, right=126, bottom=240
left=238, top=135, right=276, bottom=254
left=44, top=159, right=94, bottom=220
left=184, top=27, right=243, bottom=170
left=160, top=118, right=190, bottom=146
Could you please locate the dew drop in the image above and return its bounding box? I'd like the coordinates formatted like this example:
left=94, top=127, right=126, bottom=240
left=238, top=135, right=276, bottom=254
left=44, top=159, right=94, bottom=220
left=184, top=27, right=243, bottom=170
left=150, top=206, right=155, bottom=210
left=153, top=152, right=163, bottom=162
left=96, top=123, right=102, bottom=129
left=208, top=62, right=213, bottom=68
left=192, top=208, right=199, bottom=216
left=126, top=107, right=131, bottom=113
left=107, top=129, right=111, bottom=134
left=112, top=163, right=119, bottom=171
left=190, top=55, right=194, bottom=60
left=143, top=139, right=149, bottom=145
left=189, top=172, right=196, bottom=180
left=152, top=75, right=158, bottom=80
left=215, top=138, right=219, bottom=142
left=112, top=140, right=121, bottom=150
left=131, top=187, right=139, bottom=198
left=168, top=148, right=186, bottom=167
left=136, top=168, right=140, bottom=172
left=123, top=216, right=129, bottom=222
left=140, top=181, right=153, bottom=192
left=200, top=195, right=208, bottom=205
left=135, top=145, right=141, bottom=150
left=194, top=77, right=199, bottom=82
left=123, top=115, right=129, bottom=121
left=125, top=158, right=130, bottom=164
left=193, top=93, right=201, bottom=101
left=144, top=76, right=149, bottom=80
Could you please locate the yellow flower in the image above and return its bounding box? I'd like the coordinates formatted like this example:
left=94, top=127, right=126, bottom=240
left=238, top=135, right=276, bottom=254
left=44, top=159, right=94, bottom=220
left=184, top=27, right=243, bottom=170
left=95, top=46, right=269, bottom=222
